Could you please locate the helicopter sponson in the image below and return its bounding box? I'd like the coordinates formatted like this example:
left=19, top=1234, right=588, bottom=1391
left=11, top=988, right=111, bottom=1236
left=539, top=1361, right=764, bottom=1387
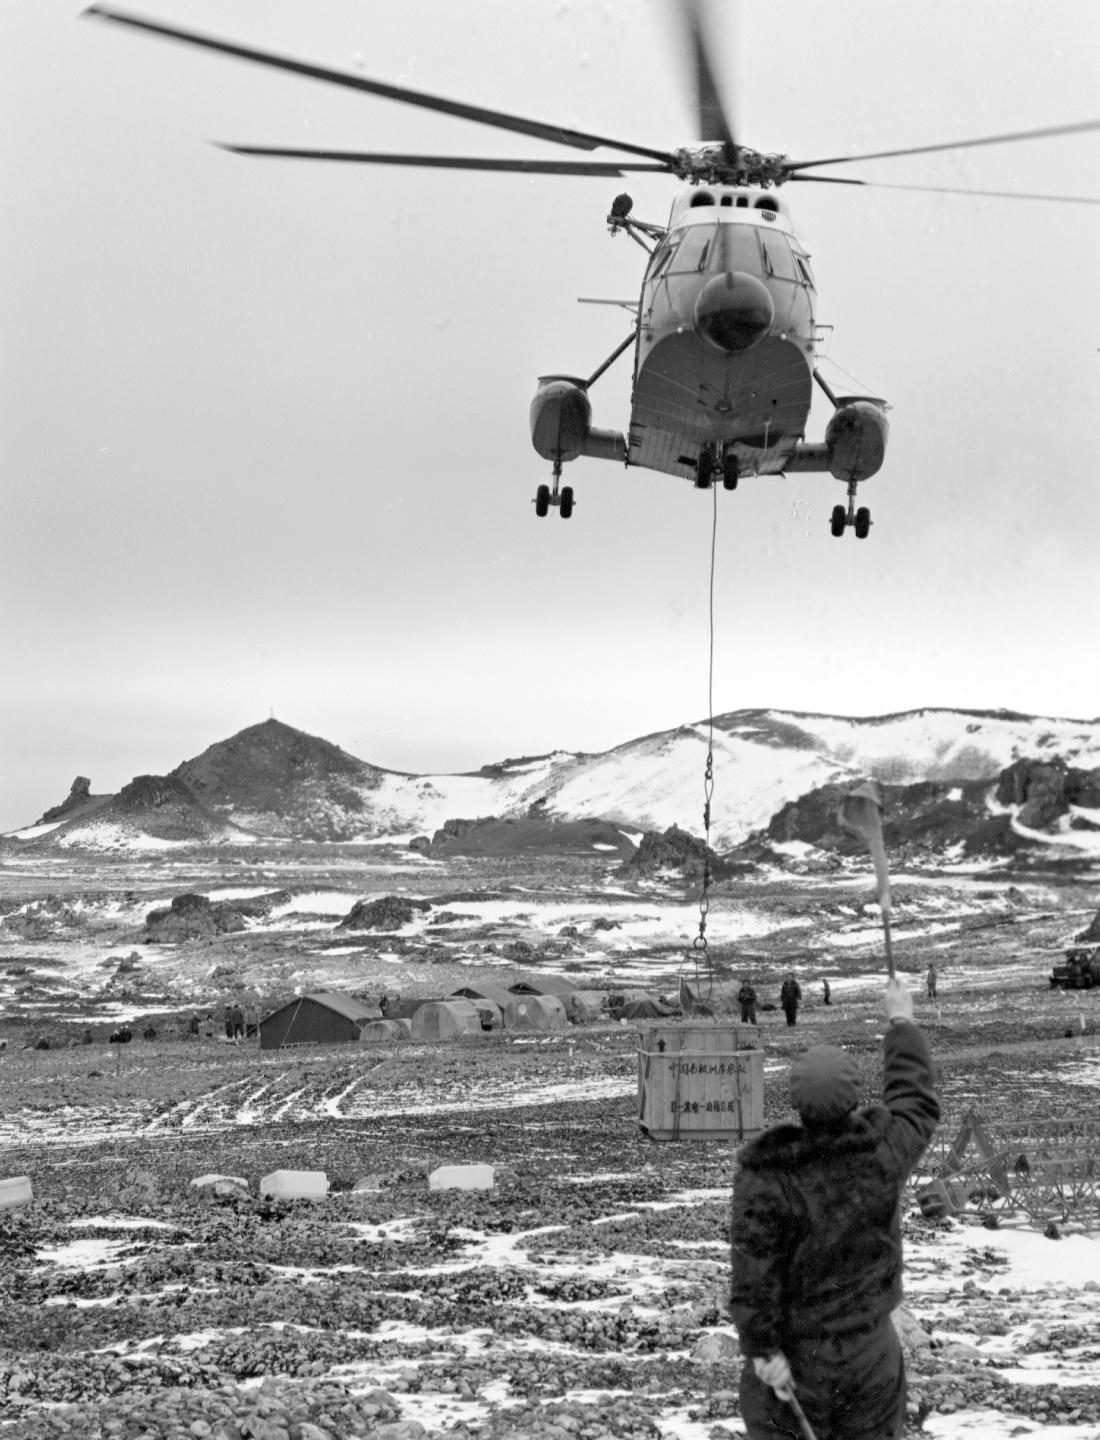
left=530, top=376, right=628, bottom=466
left=823, top=398, right=890, bottom=483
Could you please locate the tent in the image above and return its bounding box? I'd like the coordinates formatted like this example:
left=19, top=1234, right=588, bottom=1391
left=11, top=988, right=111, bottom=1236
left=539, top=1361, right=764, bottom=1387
left=468, top=998, right=503, bottom=1030
left=504, top=993, right=568, bottom=1033
left=566, top=991, right=606, bottom=1023
left=617, top=997, right=678, bottom=1021
left=678, top=978, right=740, bottom=1017
left=508, top=975, right=576, bottom=1000
left=450, top=982, right=515, bottom=1012
left=259, top=991, right=379, bottom=1050
left=359, top=1019, right=405, bottom=1045
left=409, top=999, right=483, bottom=1041
left=608, top=988, right=656, bottom=1009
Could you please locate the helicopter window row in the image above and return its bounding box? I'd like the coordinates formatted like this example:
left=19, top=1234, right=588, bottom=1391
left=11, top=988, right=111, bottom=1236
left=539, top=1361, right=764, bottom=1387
left=688, top=191, right=777, bottom=210
left=648, top=224, right=808, bottom=284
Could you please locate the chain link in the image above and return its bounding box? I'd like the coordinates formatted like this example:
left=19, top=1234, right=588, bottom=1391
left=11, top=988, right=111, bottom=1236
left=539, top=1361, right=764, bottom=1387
left=692, top=483, right=719, bottom=967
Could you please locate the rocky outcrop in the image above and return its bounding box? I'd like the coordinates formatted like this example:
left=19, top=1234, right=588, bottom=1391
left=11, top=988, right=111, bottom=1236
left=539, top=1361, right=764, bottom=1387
left=38, top=776, right=108, bottom=826
left=144, top=893, right=250, bottom=943
left=996, top=758, right=1100, bottom=830
left=623, top=825, right=732, bottom=880
left=426, top=814, right=633, bottom=858
left=40, top=776, right=92, bottom=822
left=337, top=896, right=432, bottom=931
left=764, top=777, right=1030, bottom=858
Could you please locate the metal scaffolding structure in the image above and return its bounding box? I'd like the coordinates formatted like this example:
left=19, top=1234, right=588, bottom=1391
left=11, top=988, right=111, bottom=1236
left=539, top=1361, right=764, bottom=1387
left=917, top=1109, right=1100, bottom=1227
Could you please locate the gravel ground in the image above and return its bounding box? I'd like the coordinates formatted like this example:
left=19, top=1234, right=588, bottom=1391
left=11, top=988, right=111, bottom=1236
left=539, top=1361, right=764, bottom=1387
left=2, top=851, right=1099, bottom=1437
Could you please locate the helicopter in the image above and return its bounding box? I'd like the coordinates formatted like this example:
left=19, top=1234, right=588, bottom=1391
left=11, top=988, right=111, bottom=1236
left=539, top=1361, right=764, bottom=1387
left=84, top=3, right=1099, bottom=538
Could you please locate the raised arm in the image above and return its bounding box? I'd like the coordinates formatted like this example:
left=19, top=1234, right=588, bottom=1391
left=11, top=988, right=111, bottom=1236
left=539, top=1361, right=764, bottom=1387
left=880, top=977, right=941, bottom=1176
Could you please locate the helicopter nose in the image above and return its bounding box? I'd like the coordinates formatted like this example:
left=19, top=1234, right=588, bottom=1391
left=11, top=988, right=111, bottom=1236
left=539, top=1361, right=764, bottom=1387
left=694, top=271, right=774, bottom=353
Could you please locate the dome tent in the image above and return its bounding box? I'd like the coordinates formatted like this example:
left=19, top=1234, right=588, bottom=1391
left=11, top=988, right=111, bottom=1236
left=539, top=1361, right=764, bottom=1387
left=360, top=1019, right=406, bottom=1045
left=448, top=984, right=509, bottom=1029
left=504, top=993, right=568, bottom=1033
left=409, top=999, right=483, bottom=1041
left=566, top=991, right=606, bottom=1023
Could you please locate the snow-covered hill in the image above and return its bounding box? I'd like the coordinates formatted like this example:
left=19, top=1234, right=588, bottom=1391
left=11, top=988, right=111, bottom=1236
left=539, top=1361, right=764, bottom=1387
left=6, top=709, right=1100, bottom=854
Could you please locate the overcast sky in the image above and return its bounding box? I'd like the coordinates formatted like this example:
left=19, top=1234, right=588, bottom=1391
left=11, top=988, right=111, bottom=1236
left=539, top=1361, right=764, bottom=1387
left=2, top=0, right=1098, bottom=832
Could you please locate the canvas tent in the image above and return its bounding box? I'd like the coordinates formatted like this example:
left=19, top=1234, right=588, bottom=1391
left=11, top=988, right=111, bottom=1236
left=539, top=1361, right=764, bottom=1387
left=566, top=991, right=606, bottom=1023
left=409, top=999, right=483, bottom=1041
left=259, top=991, right=379, bottom=1050
left=608, top=989, right=664, bottom=1017
left=678, top=979, right=740, bottom=1017
left=504, top=993, right=568, bottom=1033
left=360, top=1019, right=405, bottom=1045
left=508, top=975, right=576, bottom=1000
left=617, top=996, right=678, bottom=1021
left=470, top=999, right=503, bottom=1030
left=450, top=982, right=514, bottom=1011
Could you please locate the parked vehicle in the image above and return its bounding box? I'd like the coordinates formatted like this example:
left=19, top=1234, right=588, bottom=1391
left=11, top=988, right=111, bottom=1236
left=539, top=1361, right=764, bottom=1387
left=1050, top=945, right=1100, bottom=990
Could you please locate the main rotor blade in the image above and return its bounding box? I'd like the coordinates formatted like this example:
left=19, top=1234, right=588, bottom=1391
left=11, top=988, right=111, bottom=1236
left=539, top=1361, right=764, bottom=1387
left=215, top=145, right=670, bottom=176
left=680, top=0, right=738, bottom=151
left=787, top=118, right=1100, bottom=173
left=789, top=173, right=1100, bottom=205
left=83, top=4, right=674, bottom=164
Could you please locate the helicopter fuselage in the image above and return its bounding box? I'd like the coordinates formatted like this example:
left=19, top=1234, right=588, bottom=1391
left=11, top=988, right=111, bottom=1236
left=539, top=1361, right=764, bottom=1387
left=629, top=187, right=817, bottom=480
left=530, top=182, right=889, bottom=529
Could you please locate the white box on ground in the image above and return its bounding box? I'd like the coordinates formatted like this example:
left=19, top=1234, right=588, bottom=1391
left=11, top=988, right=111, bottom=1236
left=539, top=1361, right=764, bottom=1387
left=0, top=1176, right=33, bottom=1211
left=428, top=1164, right=495, bottom=1192
left=260, top=1169, right=329, bottom=1200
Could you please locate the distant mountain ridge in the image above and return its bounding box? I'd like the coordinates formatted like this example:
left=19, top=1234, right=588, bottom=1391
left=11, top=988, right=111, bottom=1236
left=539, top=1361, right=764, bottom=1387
left=7, top=709, right=1100, bottom=858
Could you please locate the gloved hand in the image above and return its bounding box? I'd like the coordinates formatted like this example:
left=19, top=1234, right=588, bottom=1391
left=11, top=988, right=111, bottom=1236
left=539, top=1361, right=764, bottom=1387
left=753, top=1351, right=794, bottom=1399
left=884, top=976, right=914, bottom=1023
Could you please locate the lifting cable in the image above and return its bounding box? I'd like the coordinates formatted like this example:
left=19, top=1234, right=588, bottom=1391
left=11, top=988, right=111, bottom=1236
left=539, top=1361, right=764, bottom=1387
left=687, top=482, right=719, bottom=998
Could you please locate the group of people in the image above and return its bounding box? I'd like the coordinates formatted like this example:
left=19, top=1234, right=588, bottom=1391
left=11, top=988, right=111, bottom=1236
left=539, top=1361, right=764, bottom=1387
left=737, top=973, right=818, bottom=1028
left=738, top=964, right=942, bottom=1031
left=186, top=1006, right=253, bottom=1042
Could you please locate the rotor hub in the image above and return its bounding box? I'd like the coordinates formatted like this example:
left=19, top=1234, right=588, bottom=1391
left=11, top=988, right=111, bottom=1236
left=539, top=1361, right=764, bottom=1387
left=672, top=144, right=793, bottom=187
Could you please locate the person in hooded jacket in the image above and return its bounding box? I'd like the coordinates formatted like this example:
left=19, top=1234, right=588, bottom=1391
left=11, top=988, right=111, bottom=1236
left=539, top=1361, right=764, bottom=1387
left=728, top=976, right=939, bottom=1440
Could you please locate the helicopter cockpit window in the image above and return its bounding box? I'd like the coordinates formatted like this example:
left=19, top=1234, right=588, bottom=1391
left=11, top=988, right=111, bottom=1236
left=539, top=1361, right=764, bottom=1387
left=795, top=254, right=815, bottom=287
left=760, top=230, right=799, bottom=282
left=647, top=230, right=682, bottom=283
left=689, top=191, right=716, bottom=207
left=716, top=225, right=764, bottom=273
left=668, top=225, right=715, bottom=273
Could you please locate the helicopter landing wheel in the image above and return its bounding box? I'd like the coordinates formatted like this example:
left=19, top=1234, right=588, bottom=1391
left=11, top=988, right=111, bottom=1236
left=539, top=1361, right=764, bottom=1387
left=854, top=505, right=872, bottom=539
left=829, top=504, right=847, bottom=538
left=722, top=453, right=739, bottom=491
left=534, top=484, right=550, bottom=518
left=694, top=451, right=715, bottom=489
left=559, top=485, right=574, bottom=519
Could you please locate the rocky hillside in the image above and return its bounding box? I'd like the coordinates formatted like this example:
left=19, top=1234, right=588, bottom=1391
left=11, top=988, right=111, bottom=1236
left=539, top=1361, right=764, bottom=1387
left=7, top=708, right=1100, bottom=859
left=171, top=719, right=395, bottom=841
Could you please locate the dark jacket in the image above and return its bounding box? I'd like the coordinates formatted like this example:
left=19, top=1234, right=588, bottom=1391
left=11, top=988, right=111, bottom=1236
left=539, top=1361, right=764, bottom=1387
left=729, top=1020, right=939, bottom=1358
left=738, top=983, right=757, bottom=1005
left=780, top=978, right=802, bottom=1010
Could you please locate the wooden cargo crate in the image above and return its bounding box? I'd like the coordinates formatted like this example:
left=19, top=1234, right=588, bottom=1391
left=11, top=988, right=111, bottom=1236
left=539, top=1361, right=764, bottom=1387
left=637, top=1022, right=764, bottom=1141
